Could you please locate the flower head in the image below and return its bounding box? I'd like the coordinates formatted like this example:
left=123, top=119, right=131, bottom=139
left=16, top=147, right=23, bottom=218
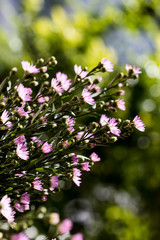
left=125, top=64, right=142, bottom=77
left=33, top=177, right=43, bottom=191
left=115, top=99, right=126, bottom=111
left=50, top=176, right=59, bottom=191
left=58, top=218, right=73, bottom=235
left=90, top=152, right=101, bottom=162
left=0, top=195, right=15, bottom=223
left=66, top=117, right=75, bottom=133
left=82, top=88, right=95, bottom=105
left=16, top=143, right=29, bottom=160
left=73, top=168, right=82, bottom=186
left=101, top=58, right=113, bottom=72
left=133, top=115, right=145, bottom=132
left=21, top=61, right=40, bottom=74
left=17, top=84, right=32, bottom=102
left=41, top=142, right=52, bottom=153
left=11, top=232, right=30, bottom=240
left=71, top=233, right=84, bottom=240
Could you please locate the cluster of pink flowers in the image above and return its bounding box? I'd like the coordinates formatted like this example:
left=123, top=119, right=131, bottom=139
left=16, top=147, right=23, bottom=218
left=0, top=56, right=145, bottom=236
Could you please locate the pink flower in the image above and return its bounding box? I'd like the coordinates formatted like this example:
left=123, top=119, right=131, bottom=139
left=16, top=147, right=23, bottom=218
left=82, top=162, right=90, bottom=171
left=115, top=99, right=126, bottom=111
left=56, top=72, right=72, bottom=91
left=20, top=192, right=30, bottom=211
left=74, top=65, right=88, bottom=78
left=15, top=202, right=24, bottom=212
left=108, top=118, right=121, bottom=136
left=66, top=117, right=75, bottom=133
left=16, top=143, right=29, bottom=160
left=0, top=195, right=15, bottom=223
left=100, top=114, right=109, bottom=126
left=72, top=154, right=79, bottom=165
left=0, top=110, right=12, bottom=129
left=133, top=115, right=145, bottom=132
left=73, top=168, right=82, bottom=186
left=125, top=64, right=142, bottom=76
left=33, top=177, right=43, bottom=191
left=82, top=88, right=95, bottom=105
left=58, top=219, right=73, bottom=234
left=14, top=135, right=26, bottom=145
left=51, top=78, right=63, bottom=93
left=11, top=232, right=30, bottom=240
left=101, top=58, right=113, bottom=72
left=21, top=60, right=40, bottom=74
left=17, top=84, right=32, bottom=102
left=90, top=152, right=101, bottom=162
left=50, top=176, right=59, bottom=191
left=41, top=142, right=52, bottom=153
left=71, top=233, right=83, bottom=240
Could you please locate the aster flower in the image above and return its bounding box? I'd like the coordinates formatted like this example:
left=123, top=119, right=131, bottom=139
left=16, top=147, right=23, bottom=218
left=90, top=152, right=101, bottom=162
left=20, top=192, right=30, bottom=211
left=73, top=168, right=82, bottom=186
left=125, top=64, right=142, bottom=77
left=71, top=233, right=84, bottom=240
left=51, top=78, right=64, bottom=93
left=41, top=142, right=52, bottom=153
left=56, top=72, right=72, bottom=91
left=14, top=135, right=26, bottom=145
left=16, top=143, right=29, bottom=160
left=11, top=232, right=30, bottom=240
left=133, top=115, right=145, bottom=132
left=58, top=218, right=73, bottom=235
left=33, top=177, right=43, bottom=191
left=0, top=110, right=12, bottom=129
left=15, top=202, right=24, bottom=212
left=66, top=117, right=75, bottom=133
left=115, top=99, right=126, bottom=111
left=74, top=64, right=88, bottom=78
left=21, top=60, right=40, bottom=74
left=82, top=162, right=90, bottom=171
left=101, top=58, right=113, bottom=72
left=82, top=88, right=95, bottom=105
left=72, top=154, right=79, bottom=165
left=100, top=114, right=109, bottom=126
left=50, top=176, right=59, bottom=191
left=17, top=84, right=32, bottom=102
left=108, top=118, right=121, bottom=136
left=0, top=195, right=15, bottom=223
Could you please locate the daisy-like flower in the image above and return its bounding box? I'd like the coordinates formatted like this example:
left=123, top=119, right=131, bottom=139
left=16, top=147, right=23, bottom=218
left=115, top=99, right=126, bottom=111
left=74, top=64, right=88, bottom=78
left=14, top=135, right=26, bottom=145
left=133, top=115, right=145, bottom=132
left=50, top=176, right=59, bottom=191
left=15, top=202, right=24, bottom=212
left=41, top=142, right=52, bottom=153
left=101, top=58, right=113, bottom=72
left=11, top=232, right=30, bottom=240
left=51, top=78, right=63, bottom=93
left=90, top=152, right=101, bottom=162
left=108, top=118, right=121, bottom=136
left=16, top=143, right=29, bottom=160
left=20, top=192, right=30, bottom=211
left=100, top=114, right=109, bottom=126
left=58, top=219, right=73, bottom=235
left=21, top=60, right=40, bottom=74
left=17, top=84, right=32, bottom=102
left=0, top=195, right=15, bottom=223
left=125, top=64, right=142, bottom=77
left=82, top=88, right=95, bottom=105
left=73, top=168, right=82, bottom=186
left=71, top=233, right=84, bottom=240
left=82, top=162, right=90, bottom=171
left=72, top=154, right=79, bottom=165
left=66, top=117, right=75, bottom=133
left=33, top=177, right=43, bottom=191
left=0, top=110, right=13, bottom=129
left=56, top=72, right=72, bottom=91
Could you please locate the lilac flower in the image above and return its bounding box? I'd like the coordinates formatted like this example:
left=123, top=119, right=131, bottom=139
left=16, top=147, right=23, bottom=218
left=58, top=218, right=73, bottom=234
left=21, top=60, right=40, bottom=74
left=115, top=99, right=126, bottom=111
left=82, top=88, right=95, bottom=105
left=0, top=195, right=15, bottom=223
left=17, top=84, right=32, bottom=102
left=90, top=152, right=101, bottom=162
left=74, top=64, right=88, bottom=78
left=108, top=118, right=121, bottom=136
left=71, top=233, right=84, bottom=240
left=51, top=78, right=63, bottom=93
left=82, top=162, right=90, bottom=171
left=16, top=143, right=29, bottom=160
left=41, top=142, right=52, bottom=153
left=11, top=232, right=30, bottom=240
left=101, top=58, right=113, bottom=72
left=133, top=115, right=145, bottom=132
left=73, top=168, right=82, bottom=186
left=50, top=176, right=59, bottom=191
left=33, top=177, right=43, bottom=191
left=66, top=117, right=75, bottom=133
left=100, top=114, right=109, bottom=126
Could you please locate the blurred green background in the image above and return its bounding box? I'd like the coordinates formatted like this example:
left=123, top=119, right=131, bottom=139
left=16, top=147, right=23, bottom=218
left=1, top=0, right=160, bottom=239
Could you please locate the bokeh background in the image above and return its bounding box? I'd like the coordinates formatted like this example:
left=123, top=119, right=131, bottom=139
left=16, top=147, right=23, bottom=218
left=1, top=0, right=160, bottom=239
